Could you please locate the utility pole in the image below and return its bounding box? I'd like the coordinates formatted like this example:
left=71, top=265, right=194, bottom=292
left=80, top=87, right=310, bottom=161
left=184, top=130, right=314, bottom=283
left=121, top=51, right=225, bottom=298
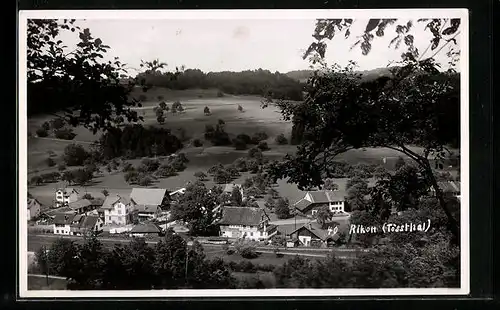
left=43, top=246, right=49, bottom=287
left=185, top=244, right=189, bottom=286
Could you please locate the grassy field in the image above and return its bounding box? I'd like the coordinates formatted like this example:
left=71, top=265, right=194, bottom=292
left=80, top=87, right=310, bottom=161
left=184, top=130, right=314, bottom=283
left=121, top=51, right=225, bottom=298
left=28, top=275, right=68, bottom=290
left=27, top=88, right=458, bottom=209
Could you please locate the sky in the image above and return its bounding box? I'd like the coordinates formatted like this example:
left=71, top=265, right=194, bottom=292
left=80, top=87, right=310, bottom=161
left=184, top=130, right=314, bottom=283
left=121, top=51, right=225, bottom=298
left=55, top=18, right=462, bottom=74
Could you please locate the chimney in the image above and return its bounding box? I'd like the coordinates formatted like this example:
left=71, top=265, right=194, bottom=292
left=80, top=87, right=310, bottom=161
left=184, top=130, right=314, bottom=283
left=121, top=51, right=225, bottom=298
left=308, top=223, right=312, bottom=230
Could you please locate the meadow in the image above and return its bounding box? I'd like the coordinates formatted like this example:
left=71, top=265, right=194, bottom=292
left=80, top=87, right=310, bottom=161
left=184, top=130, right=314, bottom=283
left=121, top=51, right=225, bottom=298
left=27, top=87, right=454, bottom=209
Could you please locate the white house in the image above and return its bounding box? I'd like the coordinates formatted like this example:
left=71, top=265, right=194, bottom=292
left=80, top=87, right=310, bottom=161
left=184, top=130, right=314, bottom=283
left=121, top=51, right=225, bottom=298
left=27, top=198, right=41, bottom=220
left=55, top=188, right=80, bottom=207
left=293, top=190, right=347, bottom=217
left=101, top=195, right=135, bottom=225
left=218, top=206, right=277, bottom=241
left=69, top=214, right=104, bottom=236
left=53, top=214, right=75, bottom=235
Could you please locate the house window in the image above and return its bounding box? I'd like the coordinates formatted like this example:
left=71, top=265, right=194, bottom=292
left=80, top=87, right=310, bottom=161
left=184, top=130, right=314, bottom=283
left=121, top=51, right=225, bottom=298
left=250, top=232, right=253, bottom=236
left=56, top=230, right=59, bottom=234
left=108, top=216, right=111, bottom=221
left=117, top=209, right=122, bottom=215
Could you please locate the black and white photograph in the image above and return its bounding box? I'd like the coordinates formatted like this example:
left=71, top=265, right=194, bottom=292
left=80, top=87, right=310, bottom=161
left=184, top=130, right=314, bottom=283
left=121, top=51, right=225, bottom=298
left=18, top=9, right=469, bottom=297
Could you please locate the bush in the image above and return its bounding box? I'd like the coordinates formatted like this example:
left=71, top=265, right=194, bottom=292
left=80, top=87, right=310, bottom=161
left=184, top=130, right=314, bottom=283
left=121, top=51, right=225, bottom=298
left=251, top=131, right=268, bottom=144
left=36, top=128, right=48, bottom=137
left=257, top=141, right=270, bottom=151
left=54, top=128, right=76, bottom=140
left=41, top=121, right=51, bottom=131
left=236, top=134, right=252, bottom=144
left=122, top=162, right=134, bottom=172
left=240, top=246, right=259, bottom=259
left=57, top=164, right=66, bottom=171
left=156, top=164, right=177, bottom=178
left=138, top=175, right=152, bottom=186
left=248, top=147, right=263, bottom=161
left=46, top=157, right=56, bottom=167
left=232, top=138, right=247, bottom=150
left=275, top=133, right=288, bottom=145
left=192, top=139, right=203, bottom=147
left=63, top=144, right=89, bottom=166
left=82, top=193, right=94, bottom=200
left=50, top=118, right=66, bottom=130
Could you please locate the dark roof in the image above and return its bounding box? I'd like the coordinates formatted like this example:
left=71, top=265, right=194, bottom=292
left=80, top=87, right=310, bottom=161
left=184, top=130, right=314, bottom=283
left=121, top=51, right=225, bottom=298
left=68, top=199, right=92, bottom=210
left=27, top=198, right=41, bottom=210
left=130, top=223, right=161, bottom=234
left=293, top=198, right=312, bottom=211
left=265, top=224, right=277, bottom=232
left=71, top=215, right=100, bottom=231
left=102, top=195, right=134, bottom=210
left=218, top=207, right=268, bottom=226
left=56, top=188, right=78, bottom=195
left=54, top=214, right=76, bottom=225
left=289, top=221, right=346, bottom=241
left=90, top=198, right=104, bottom=206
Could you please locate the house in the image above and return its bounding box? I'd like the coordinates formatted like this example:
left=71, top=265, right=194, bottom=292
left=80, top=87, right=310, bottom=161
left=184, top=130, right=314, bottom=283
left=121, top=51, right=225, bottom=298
left=68, top=199, right=93, bottom=215
left=218, top=207, right=277, bottom=241
left=134, top=204, right=162, bottom=221
left=130, top=188, right=168, bottom=213
left=287, top=221, right=342, bottom=247
left=431, top=181, right=461, bottom=200
left=223, top=183, right=244, bottom=197
left=53, top=214, right=76, bottom=235
left=293, top=190, right=347, bottom=217
left=101, top=195, right=136, bottom=225
left=69, top=214, right=104, bottom=236
left=129, top=222, right=163, bottom=237
left=286, top=238, right=300, bottom=248
left=55, top=188, right=80, bottom=207
left=27, top=198, right=42, bottom=220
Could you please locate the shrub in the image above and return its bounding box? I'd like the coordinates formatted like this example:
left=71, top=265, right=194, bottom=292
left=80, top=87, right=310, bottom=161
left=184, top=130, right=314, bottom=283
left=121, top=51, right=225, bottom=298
left=236, top=134, right=252, bottom=144
left=248, top=147, right=263, bottom=161
left=251, top=131, right=268, bottom=144
left=54, top=128, right=76, bottom=140
left=156, top=164, right=177, bottom=178
left=232, top=138, right=247, bottom=150
left=124, top=170, right=140, bottom=184
left=63, top=144, right=89, bottom=166
left=50, top=118, right=65, bottom=130
left=82, top=193, right=94, bottom=200
left=140, top=158, right=160, bottom=172
left=204, top=106, right=211, bottom=115
left=172, top=101, right=183, bottom=112
left=204, top=124, right=215, bottom=140
left=46, top=157, right=56, bottom=167
left=101, top=189, right=109, bottom=197
left=122, top=162, right=134, bottom=172
left=41, top=121, right=51, bottom=131
left=240, top=246, right=259, bottom=259
left=57, top=164, right=66, bottom=171
left=194, top=171, right=207, bottom=181
left=138, top=175, right=152, bottom=186
left=237, top=105, right=244, bottom=112
left=36, top=128, right=48, bottom=137
left=257, top=141, right=270, bottom=151
left=275, top=133, right=288, bottom=145
left=192, top=139, right=203, bottom=147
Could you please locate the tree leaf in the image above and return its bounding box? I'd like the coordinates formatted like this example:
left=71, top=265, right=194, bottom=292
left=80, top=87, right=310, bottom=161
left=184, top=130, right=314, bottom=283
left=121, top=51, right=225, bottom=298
left=365, top=19, right=380, bottom=33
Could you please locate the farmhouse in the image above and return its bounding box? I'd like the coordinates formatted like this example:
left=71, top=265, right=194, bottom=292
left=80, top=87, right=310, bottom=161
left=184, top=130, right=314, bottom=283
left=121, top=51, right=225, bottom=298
left=130, top=188, right=168, bottom=213
left=287, top=222, right=342, bottom=248
left=53, top=214, right=75, bottom=235
left=27, top=198, right=41, bottom=220
left=129, top=222, right=162, bottom=237
left=69, top=214, right=104, bottom=236
left=55, top=188, right=79, bottom=207
left=134, top=204, right=162, bottom=221
left=218, top=206, right=277, bottom=241
left=68, top=198, right=103, bottom=215
left=293, top=190, right=347, bottom=217
left=101, top=195, right=136, bottom=225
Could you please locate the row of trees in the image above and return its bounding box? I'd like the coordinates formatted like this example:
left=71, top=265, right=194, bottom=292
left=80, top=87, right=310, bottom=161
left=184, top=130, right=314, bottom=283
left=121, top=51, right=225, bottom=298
left=98, top=124, right=183, bottom=160
left=123, top=155, right=189, bottom=186
left=135, top=68, right=304, bottom=101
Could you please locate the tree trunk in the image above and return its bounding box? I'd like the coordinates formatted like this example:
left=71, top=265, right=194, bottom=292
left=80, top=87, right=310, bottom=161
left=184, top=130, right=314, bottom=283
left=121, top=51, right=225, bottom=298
left=423, top=161, right=460, bottom=243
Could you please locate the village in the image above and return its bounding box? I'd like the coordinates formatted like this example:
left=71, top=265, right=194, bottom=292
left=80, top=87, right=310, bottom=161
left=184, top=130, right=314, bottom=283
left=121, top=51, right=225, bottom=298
left=27, top=177, right=461, bottom=249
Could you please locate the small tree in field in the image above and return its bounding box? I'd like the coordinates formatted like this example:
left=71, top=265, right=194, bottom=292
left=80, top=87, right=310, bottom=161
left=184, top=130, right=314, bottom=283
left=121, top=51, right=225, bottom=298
left=101, top=189, right=109, bottom=197
left=194, top=171, right=207, bottom=181
left=159, top=101, right=167, bottom=110
left=275, top=133, right=288, bottom=145
left=237, top=105, right=244, bottom=112
left=275, top=198, right=292, bottom=219
left=204, top=106, right=211, bottom=116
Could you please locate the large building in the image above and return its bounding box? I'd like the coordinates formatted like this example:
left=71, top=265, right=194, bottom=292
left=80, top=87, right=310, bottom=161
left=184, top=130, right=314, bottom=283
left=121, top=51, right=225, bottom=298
left=101, top=195, right=135, bottom=225
left=218, top=206, right=277, bottom=241
left=130, top=188, right=168, bottom=220
left=293, top=190, right=347, bottom=217
left=53, top=214, right=103, bottom=236
left=27, top=198, right=41, bottom=220
left=55, top=188, right=79, bottom=208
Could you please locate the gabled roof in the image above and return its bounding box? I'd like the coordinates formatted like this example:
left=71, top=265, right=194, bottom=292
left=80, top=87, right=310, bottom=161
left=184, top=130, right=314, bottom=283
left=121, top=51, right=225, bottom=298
left=101, top=195, right=135, bottom=210
left=129, top=222, right=161, bottom=234
left=289, top=221, right=346, bottom=241
left=293, top=198, right=313, bottom=211
left=27, top=198, right=41, bottom=210
left=68, top=199, right=93, bottom=210
left=218, top=207, right=268, bottom=226
left=223, top=183, right=242, bottom=193
left=71, top=215, right=100, bottom=230
left=306, top=190, right=346, bottom=203
left=54, top=213, right=76, bottom=225
left=130, top=188, right=167, bottom=206
left=135, top=204, right=161, bottom=213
